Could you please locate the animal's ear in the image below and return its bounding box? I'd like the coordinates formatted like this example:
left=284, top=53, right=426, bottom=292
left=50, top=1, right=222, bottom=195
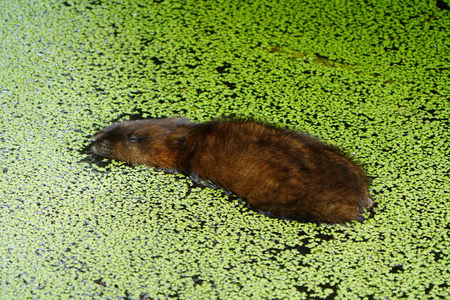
left=166, top=132, right=188, bottom=148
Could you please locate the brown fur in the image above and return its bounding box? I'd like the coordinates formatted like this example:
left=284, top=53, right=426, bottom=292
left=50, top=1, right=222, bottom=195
left=91, top=117, right=373, bottom=223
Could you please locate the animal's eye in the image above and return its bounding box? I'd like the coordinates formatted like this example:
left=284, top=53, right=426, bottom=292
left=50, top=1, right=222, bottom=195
left=129, top=134, right=139, bottom=143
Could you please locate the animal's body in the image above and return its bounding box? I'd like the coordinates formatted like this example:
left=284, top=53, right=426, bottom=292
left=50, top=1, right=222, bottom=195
left=92, top=117, right=373, bottom=223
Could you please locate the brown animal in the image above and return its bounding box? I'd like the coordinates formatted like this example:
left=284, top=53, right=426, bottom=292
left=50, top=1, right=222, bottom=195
left=91, top=117, right=373, bottom=223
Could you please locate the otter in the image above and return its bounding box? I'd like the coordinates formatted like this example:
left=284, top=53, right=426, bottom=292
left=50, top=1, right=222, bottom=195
left=91, top=117, right=373, bottom=223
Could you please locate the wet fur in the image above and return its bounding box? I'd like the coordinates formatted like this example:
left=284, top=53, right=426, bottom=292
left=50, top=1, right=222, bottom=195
left=92, top=117, right=373, bottom=223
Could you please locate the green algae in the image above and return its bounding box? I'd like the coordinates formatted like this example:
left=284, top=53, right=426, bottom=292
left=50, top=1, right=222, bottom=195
left=1, top=0, right=450, bottom=299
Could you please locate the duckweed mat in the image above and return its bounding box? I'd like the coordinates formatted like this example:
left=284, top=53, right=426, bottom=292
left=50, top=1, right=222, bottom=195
left=1, top=0, right=450, bottom=299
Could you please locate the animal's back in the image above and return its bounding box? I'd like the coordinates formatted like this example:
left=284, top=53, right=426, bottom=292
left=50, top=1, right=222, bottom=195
left=182, top=120, right=371, bottom=222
